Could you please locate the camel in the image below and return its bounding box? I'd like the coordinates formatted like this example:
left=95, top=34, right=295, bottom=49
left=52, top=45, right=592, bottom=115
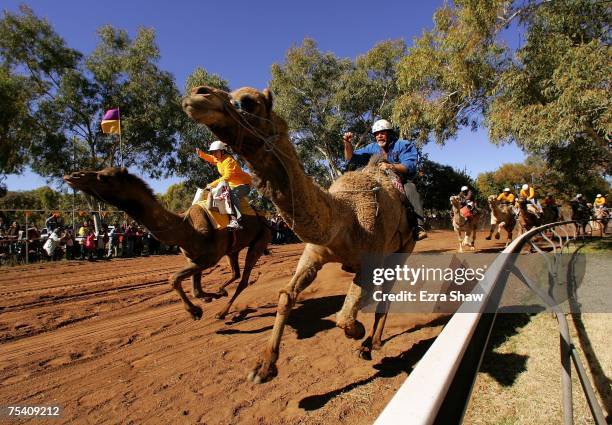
left=592, top=207, right=609, bottom=236
left=569, top=201, right=591, bottom=237
left=516, top=197, right=541, bottom=234
left=182, top=85, right=417, bottom=383
left=485, top=195, right=515, bottom=246
left=449, top=196, right=479, bottom=252
left=64, top=167, right=271, bottom=320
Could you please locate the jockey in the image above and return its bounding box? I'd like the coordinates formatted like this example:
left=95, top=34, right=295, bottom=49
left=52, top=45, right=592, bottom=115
left=343, top=119, right=426, bottom=240
left=594, top=194, right=606, bottom=209
left=520, top=183, right=543, bottom=214
left=496, top=188, right=515, bottom=205
left=196, top=141, right=252, bottom=229
left=459, top=186, right=476, bottom=208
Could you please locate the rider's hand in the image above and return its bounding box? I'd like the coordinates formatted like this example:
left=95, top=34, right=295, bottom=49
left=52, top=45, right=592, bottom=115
left=343, top=132, right=353, bottom=145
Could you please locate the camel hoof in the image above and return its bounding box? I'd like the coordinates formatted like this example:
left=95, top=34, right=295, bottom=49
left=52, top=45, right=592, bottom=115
left=215, top=311, right=227, bottom=320
left=247, top=362, right=277, bottom=384
left=343, top=320, right=366, bottom=340
left=372, top=342, right=383, bottom=351
left=494, top=233, right=500, bottom=240
left=189, top=306, right=203, bottom=321
left=485, top=236, right=491, bottom=240
left=357, top=347, right=372, bottom=360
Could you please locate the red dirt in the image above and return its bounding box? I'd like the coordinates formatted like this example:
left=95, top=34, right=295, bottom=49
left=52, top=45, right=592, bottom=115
left=0, top=230, right=506, bottom=424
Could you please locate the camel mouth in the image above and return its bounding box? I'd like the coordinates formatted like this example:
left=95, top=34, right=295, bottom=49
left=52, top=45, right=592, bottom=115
left=63, top=171, right=94, bottom=192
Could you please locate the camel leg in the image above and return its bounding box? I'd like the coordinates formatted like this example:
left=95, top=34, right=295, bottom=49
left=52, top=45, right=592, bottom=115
left=471, top=228, right=477, bottom=251
left=485, top=224, right=495, bottom=240
left=336, top=275, right=367, bottom=340
left=170, top=262, right=208, bottom=320
left=215, top=252, right=241, bottom=298
left=371, top=311, right=388, bottom=350
left=215, top=240, right=267, bottom=320
left=247, top=247, right=325, bottom=384
left=455, top=230, right=464, bottom=253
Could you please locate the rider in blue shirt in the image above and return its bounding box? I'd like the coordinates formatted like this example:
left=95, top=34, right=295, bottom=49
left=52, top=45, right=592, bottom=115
left=343, top=119, right=426, bottom=240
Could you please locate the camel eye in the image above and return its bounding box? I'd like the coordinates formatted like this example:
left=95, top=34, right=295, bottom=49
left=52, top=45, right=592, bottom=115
left=239, top=96, right=258, bottom=113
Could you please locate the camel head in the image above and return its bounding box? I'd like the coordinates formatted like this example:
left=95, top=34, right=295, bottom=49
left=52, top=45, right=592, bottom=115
left=488, top=194, right=496, bottom=204
left=182, top=86, right=282, bottom=158
left=64, top=167, right=157, bottom=218
left=450, top=195, right=461, bottom=209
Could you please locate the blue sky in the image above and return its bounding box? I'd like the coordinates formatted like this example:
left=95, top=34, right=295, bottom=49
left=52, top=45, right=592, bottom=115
left=3, top=0, right=525, bottom=193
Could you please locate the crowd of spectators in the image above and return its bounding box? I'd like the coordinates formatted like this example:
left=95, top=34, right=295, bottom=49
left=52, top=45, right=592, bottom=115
left=0, top=211, right=304, bottom=266
left=268, top=215, right=299, bottom=244
left=0, top=214, right=179, bottom=266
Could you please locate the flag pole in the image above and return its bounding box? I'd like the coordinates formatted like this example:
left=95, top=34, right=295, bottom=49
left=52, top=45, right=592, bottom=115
left=118, top=108, right=123, bottom=168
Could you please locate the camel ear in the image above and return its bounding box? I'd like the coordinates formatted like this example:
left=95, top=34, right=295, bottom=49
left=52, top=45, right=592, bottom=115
left=262, top=88, right=273, bottom=112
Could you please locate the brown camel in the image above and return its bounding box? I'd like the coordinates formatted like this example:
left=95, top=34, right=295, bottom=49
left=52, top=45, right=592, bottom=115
left=516, top=197, right=541, bottom=234
left=592, top=207, right=608, bottom=236
left=64, top=167, right=271, bottom=320
left=485, top=195, right=515, bottom=246
left=182, top=85, right=417, bottom=383
left=450, top=196, right=479, bottom=252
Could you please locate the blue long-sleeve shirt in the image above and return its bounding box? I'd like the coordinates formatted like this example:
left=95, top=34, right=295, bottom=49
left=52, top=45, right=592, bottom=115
left=349, top=139, right=418, bottom=180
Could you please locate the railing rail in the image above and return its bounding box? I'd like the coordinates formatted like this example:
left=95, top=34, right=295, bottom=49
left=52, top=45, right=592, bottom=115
left=375, top=219, right=608, bottom=425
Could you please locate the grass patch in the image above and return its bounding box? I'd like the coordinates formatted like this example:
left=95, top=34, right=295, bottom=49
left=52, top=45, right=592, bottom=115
left=464, top=312, right=611, bottom=424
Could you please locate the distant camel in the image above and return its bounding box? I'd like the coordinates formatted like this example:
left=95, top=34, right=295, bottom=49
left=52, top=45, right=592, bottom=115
left=64, top=167, right=271, bottom=320
left=485, top=195, right=515, bottom=246
left=592, top=207, right=609, bottom=236
left=450, top=196, right=479, bottom=252
left=516, top=197, right=541, bottom=234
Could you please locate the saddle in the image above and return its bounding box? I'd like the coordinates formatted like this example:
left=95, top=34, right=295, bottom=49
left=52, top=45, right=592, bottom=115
left=191, top=185, right=255, bottom=230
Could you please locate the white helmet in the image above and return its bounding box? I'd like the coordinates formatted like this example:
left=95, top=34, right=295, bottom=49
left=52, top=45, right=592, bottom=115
left=596, top=194, right=602, bottom=197
left=461, top=186, right=468, bottom=192
left=371, top=119, right=393, bottom=134
left=503, top=187, right=510, bottom=192
left=208, top=140, right=227, bottom=151
left=522, top=184, right=529, bottom=190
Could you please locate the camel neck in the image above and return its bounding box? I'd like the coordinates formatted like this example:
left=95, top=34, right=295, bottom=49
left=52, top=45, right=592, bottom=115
left=136, top=196, right=210, bottom=253
left=219, top=122, right=340, bottom=246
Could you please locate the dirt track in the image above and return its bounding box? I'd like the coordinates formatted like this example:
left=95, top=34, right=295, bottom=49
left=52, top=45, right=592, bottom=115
left=0, top=230, right=507, bottom=424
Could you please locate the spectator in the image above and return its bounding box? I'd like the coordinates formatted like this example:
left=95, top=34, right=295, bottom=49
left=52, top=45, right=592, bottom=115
left=43, top=228, right=65, bottom=261
left=107, top=225, right=120, bottom=259
left=64, top=229, right=75, bottom=260
left=97, top=228, right=108, bottom=260
left=83, top=229, right=96, bottom=261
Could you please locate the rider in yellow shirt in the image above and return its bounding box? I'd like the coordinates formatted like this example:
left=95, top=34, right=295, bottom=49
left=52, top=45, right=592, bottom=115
left=496, top=188, right=515, bottom=204
left=519, top=183, right=542, bottom=215
left=196, top=141, right=252, bottom=229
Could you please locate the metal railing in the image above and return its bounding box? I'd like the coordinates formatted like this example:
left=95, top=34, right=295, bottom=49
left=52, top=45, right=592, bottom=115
left=375, top=219, right=608, bottom=425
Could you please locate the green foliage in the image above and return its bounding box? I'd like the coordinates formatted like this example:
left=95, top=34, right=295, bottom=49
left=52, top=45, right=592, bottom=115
left=173, top=68, right=230, bottom=188
left=0, top=6, right=184, bottom=182
left=159, top=182, right=193, bottom=213
left=475, top=156, right=610, bottom=201
left=270, top=38, right=406, bottom=186
left=395, top=0, right=611, bottom=184
left=417, top=158, right=475, bottom=211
